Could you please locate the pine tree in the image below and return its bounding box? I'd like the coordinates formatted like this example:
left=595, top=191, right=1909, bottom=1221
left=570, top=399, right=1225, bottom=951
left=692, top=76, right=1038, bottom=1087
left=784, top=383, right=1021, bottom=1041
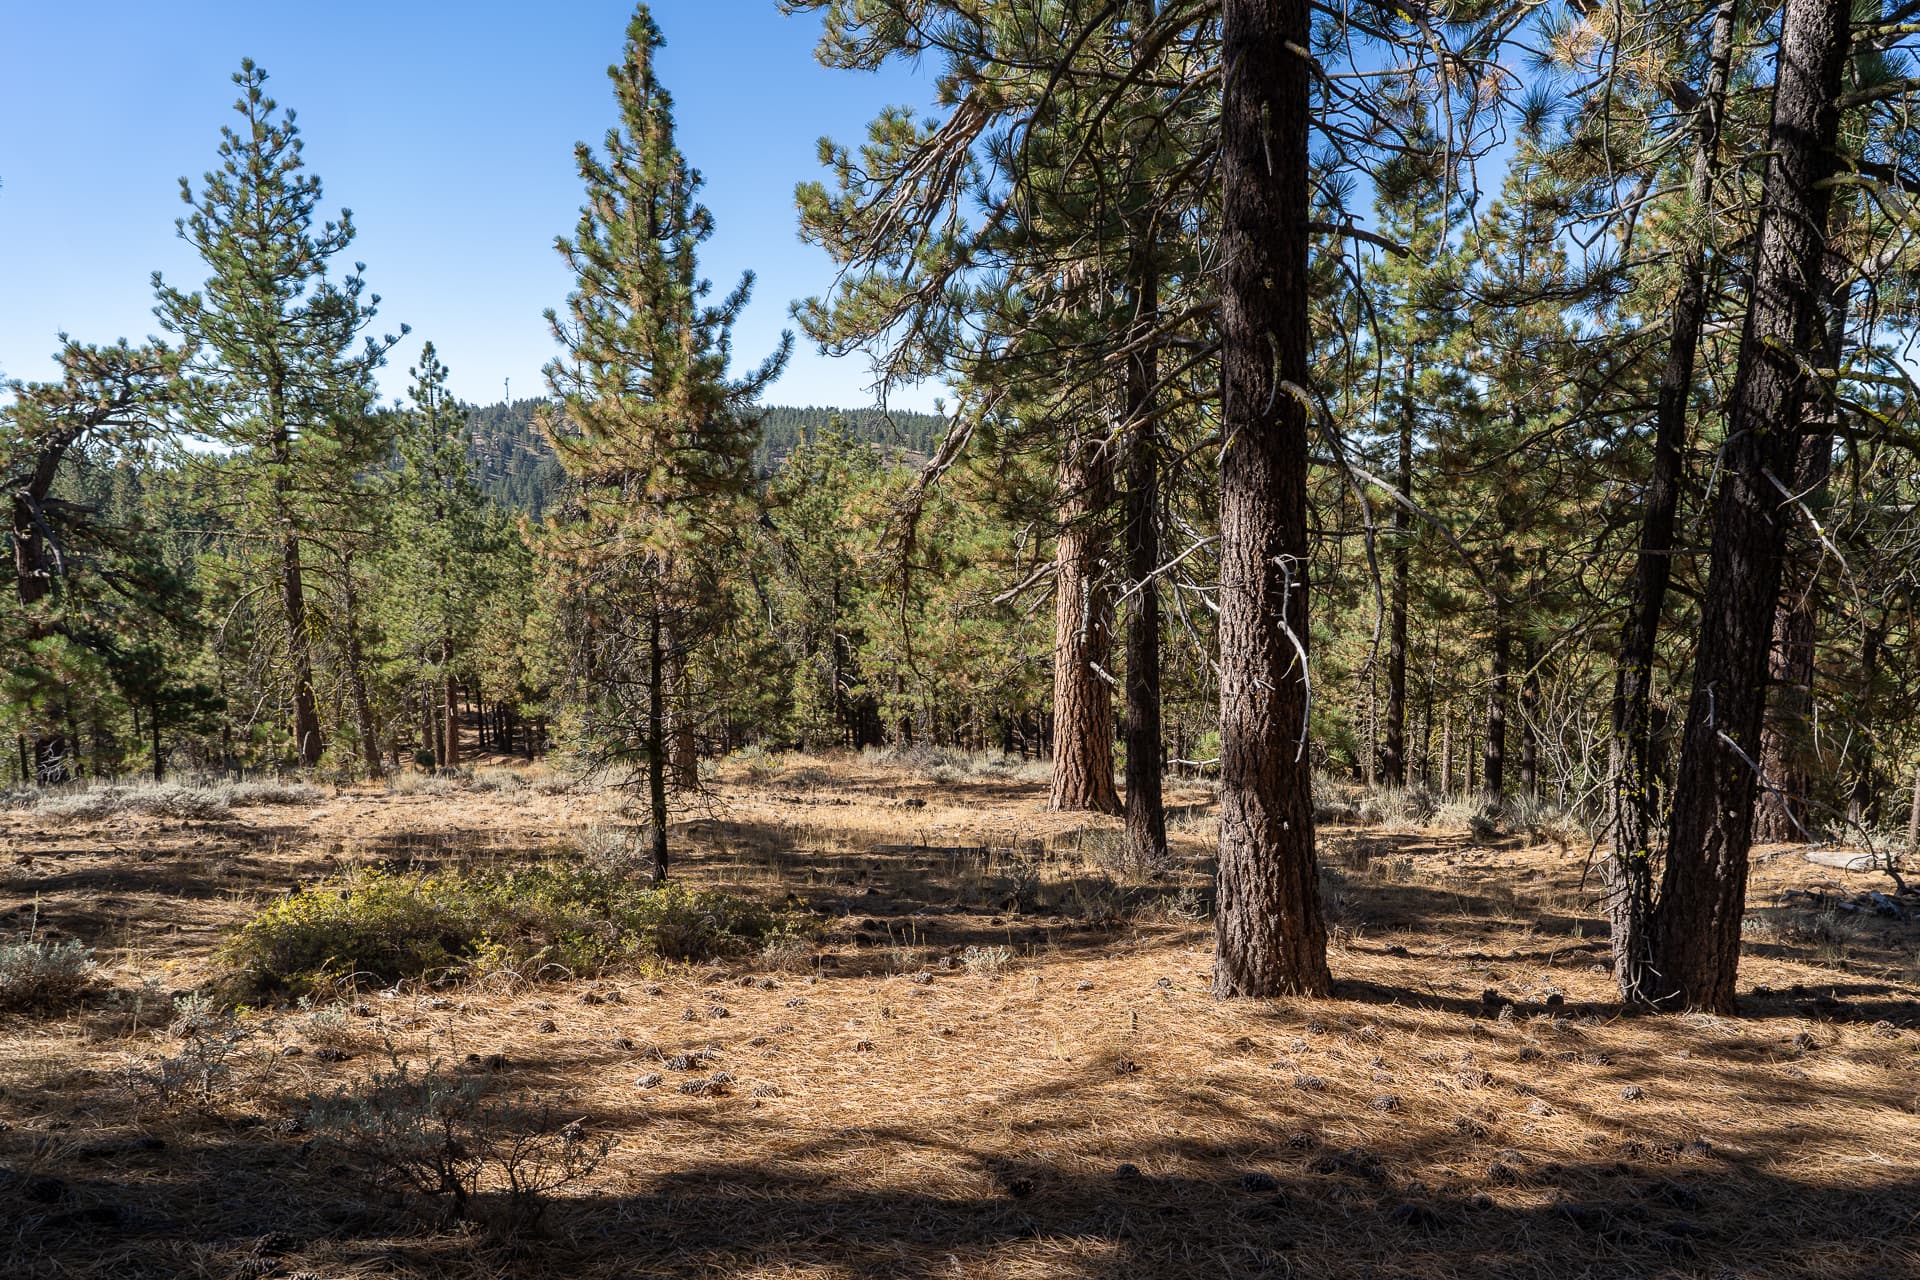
left=544, top=4, right=790, bottom=881
left=154, top=61, right=401, bottom=768
left=1652, top=0, right=1852, bottom=1011
left=376, top=344, right=501, bottom=771
left=1211, top=0, right=1330, bottom=998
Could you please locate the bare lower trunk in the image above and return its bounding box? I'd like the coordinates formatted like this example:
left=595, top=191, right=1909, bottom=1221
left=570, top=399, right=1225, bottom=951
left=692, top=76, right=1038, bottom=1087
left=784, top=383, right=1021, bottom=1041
left=1382, top=360, right=1413, bottom=788
left=1213, top=0, right=1329, bottom=999
left=1122, top=236, right=1167, bottom=864
left=1484, top=597, right=1509, bottom=801
left=1755, top=255, right=1850, bottom=843
left=282, top=533, right=323, bottom=768
left=442, top=639, right=460, bottom=769
left=1651, top=0, right=1848, bottom=1013
left=648, top=602, right=670, bottom=883
left=342, top=564, right=384, bottom=779
left=1050, top=441, right=1121, bottom=814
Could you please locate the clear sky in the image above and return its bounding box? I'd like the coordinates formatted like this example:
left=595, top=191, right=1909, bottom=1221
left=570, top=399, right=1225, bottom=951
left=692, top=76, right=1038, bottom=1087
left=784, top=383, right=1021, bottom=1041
left=0, top=1, right=941, bottom=410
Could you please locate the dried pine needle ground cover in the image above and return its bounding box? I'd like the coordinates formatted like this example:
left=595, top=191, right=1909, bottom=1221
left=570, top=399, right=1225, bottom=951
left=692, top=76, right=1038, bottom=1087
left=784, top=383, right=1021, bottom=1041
left=3, top=754, right=1918, bottom=1279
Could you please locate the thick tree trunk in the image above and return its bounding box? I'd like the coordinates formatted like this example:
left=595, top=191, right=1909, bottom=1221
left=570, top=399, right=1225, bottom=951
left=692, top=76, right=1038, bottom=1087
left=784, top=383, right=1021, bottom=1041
left=1755, top=247, right=1851, bottom=842
left=1213, top=0, right=1329, bottom=999
left=1122, top=238, right=1168, bottom=864
left=1651, top=0, right=1849, bottom=1013
left=1605, top=0, right=1737, bottom=1004
left=1050, top=440, right=1121, bottom=813
left=1382, top=357, right=1413, bottom=788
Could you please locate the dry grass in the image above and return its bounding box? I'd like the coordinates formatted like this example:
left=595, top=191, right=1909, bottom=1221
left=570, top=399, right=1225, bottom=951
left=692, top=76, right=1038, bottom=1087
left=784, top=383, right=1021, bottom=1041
left=2, top=752, right=1918, bottom=1278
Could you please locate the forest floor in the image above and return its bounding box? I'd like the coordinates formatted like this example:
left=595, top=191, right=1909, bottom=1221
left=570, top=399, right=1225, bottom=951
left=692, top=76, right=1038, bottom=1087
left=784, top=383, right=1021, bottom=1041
left=3, top=750, right=1919, bottom=1279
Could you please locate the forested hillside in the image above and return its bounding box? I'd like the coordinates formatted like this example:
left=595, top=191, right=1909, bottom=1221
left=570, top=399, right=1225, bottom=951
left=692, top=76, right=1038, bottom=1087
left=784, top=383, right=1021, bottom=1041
left=463, top=398, right=946, bottom=514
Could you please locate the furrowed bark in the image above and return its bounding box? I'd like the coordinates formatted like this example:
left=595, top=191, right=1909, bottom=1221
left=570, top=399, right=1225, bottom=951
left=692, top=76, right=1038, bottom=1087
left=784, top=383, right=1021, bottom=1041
left=1606, top=0, right=1736, bottom=1004
left=1651, top=0, right=1850, bottom=1013
left=1213, top=0, right=1330, bottom=999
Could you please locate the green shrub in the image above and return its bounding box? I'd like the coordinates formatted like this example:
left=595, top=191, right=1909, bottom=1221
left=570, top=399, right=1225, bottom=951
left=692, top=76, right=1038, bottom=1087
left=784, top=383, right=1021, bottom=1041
left=219, top=864, right=802, bottom=1002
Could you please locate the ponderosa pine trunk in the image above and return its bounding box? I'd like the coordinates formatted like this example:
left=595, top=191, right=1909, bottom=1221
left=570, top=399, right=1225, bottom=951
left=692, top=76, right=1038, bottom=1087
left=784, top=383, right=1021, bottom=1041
left=1755, top=240, right=1852, bottom=843
left=1651, top=0, right=1849, bottom=1013
left=1212, top=0, right=1329, bottom=999
left=1382, top=354, right=1414, bottom=788
left=281, top=530, right=324, bottom=768
left=1122, top=237, right=1168, bottom=864
left=1050, top=439, right=1121, bottom=813
left=1606, top=0, right=1736, bottom=1003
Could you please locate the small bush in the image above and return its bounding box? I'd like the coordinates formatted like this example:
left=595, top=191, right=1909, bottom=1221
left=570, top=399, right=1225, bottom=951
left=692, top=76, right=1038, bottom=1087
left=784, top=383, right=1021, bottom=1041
left=218, top=864, right=804, bottom=1001
left=125, top=996, right=250, bottom=1110
left=19, top=777, right=322, bottom=822
left=962, top=944, right=1015, bottom=976
left=0, top=938, right=97, bottom=1012
left=307, top=1055, right=613, bottom=1234
left=227, top=780, right=326, bottom=807
left=389, top=771, right=465, bottom=797
left=1356, top=785, right=1439, bottom=828
left=36, top=782, right=230, bottom=822
left=471, top=768, right=529, bottom=793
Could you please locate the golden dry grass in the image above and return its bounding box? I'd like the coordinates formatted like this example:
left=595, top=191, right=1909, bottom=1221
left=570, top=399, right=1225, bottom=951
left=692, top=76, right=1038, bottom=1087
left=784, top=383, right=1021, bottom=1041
left=3, top=753, right=1918, bottom=1279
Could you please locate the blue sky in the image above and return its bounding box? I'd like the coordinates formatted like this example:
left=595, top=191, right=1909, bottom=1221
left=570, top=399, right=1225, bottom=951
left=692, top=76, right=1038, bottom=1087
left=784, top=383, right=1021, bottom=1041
left=0, top=1, right=942, bottom=410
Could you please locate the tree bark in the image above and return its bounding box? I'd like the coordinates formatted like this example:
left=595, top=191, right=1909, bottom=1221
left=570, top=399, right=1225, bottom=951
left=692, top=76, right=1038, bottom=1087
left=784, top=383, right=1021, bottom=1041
left=1213, top=0, right=1329, bottom=999
left=1050, top=439, right=1121, bottom=813
left=1122, top=235, right=1168, bottom=864
left=1651, top=0, right=1849, bottom=1013
left=1605, top=0, right=1737, bottom=1004
left=1484, top=593, right=1509, bottom=801
left=281, top=532, right=324, bottom=768
left=1382, top=353, right=1414, bottom=788
left=1755, top=230, right=1852, bottom=843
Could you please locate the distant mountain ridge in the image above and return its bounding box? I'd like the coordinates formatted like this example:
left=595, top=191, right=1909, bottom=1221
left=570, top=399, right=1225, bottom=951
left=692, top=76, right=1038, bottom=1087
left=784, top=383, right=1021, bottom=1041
left=463, top=398, right=947, bottom=515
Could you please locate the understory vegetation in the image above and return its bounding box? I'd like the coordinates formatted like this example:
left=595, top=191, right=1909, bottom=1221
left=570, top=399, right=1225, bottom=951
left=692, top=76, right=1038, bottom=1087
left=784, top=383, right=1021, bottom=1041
left=218, top=862, right=804, bottom=1001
